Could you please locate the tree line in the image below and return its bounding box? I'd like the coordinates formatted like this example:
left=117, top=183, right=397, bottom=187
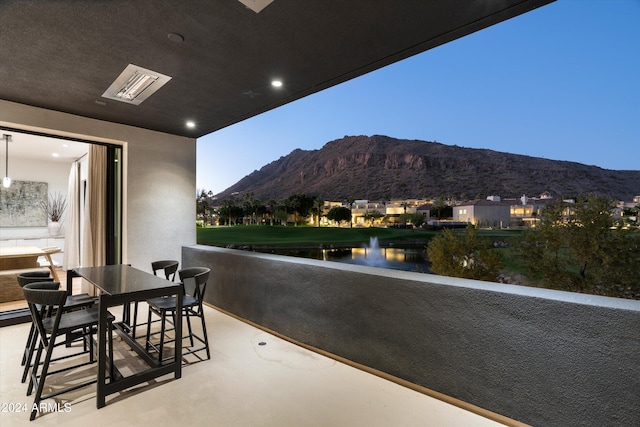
left=198, top=192, right=325, bottom=226
left=198, top=191, right=638, bottom=299
left=196, top=191, right=453, bottom=227
left=427, top=195, right=639, bottom=299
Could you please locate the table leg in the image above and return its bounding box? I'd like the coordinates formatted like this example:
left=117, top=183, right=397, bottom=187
left=66, top=270, right=74, bottom=296
left=44, top=253, right=60, bottom=282
left=97, top=294, right=107, bottom=409
left=175, top=291, right=182, bottom=379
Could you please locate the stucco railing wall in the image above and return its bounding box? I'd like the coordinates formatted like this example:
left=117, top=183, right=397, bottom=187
left=183, top=244, right=640, bottom=427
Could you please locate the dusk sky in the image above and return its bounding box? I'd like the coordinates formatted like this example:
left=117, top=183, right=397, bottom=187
left=197, top=0, right=640, bottom=196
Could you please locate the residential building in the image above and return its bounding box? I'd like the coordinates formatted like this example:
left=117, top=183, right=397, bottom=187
left=351, top=200, right=386, bottom=226
left=385, top=199, right=428, bottom=224
left=508, top=193, right=552, bottom=227
left=453, top=197, right=511, bottom=228
left=416, top=203, right=433, bottom=222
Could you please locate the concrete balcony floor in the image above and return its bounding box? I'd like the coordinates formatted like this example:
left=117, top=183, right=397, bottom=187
left=1, top=303, right=512, bottom=427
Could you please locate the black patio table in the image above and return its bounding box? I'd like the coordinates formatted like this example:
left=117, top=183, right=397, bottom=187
left=68, top=265, right=182, bottom=408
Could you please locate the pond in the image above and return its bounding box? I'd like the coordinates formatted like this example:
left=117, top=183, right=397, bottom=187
left=255, top=237, right=432, bottom=273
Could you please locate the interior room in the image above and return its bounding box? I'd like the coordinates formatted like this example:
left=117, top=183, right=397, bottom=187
left=0, top=132, right=88, bottom=311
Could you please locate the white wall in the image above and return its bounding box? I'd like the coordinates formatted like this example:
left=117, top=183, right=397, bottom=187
left=0, top=100, right=197, bottom=273
left=1, top=157, right=74, bottom=239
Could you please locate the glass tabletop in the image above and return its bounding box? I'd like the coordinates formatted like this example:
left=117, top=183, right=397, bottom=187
left=73, top=264, right=179, bottom=296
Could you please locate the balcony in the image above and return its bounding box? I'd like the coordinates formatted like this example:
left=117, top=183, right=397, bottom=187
left=2, top=246, right=638, bottom=425
left=183, top=245, right=640, bottom=427
left=1, top=292, right=510, bottom=426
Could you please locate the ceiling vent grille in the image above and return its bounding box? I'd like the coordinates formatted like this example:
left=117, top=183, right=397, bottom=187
left=102, top=64, right=172, bottom=105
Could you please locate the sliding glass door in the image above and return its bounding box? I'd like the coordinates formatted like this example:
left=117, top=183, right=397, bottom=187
left=0, top=128, right=122, bottom=325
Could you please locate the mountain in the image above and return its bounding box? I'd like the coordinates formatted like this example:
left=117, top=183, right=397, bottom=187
left=213, top=135, right=640, bottom=202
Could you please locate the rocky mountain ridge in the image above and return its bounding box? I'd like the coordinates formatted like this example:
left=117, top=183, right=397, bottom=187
left=213, top=135, right=640, bottom=201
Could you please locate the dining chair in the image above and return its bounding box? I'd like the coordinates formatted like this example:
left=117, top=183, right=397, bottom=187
left=17, top=272, right=95, bottom=383
left=145, top=267, right=211, bottom=363
left=23, top=282, right=114, bottom=421
left=129, top=260, right=179, bottom=339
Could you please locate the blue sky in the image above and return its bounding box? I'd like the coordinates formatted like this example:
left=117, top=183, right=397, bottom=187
left=197, top=0, right=640, bottom=196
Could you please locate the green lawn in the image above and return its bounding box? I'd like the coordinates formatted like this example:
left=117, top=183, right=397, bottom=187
left=197, top=225, right=438, bottom=247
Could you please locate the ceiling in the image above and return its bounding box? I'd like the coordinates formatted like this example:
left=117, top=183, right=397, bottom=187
left=0, top=131, right=88, bottom=164
left=0, top=0, right=554, bottom=139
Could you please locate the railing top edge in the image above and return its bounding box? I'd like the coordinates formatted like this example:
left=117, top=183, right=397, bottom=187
left=184, top=244, right=640, bottom=312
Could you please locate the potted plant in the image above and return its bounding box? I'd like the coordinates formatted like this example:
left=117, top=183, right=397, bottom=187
left=40, top=191, right=67, bottom=236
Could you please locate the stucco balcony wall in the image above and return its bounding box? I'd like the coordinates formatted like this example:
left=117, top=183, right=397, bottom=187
left=183, top=244, right=640, bottom=427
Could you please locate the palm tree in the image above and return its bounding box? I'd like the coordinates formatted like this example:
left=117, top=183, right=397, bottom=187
left=242, top=192, right=257, bottom=225
left=313, top=196, right=325, bottom=227
left=346, top=197, right=355, bottom=228
left=400, top=201, right=410, bottom=224
left=221, top=197, right=237, bottom=226
left=266, top=199, right=277, bottom=226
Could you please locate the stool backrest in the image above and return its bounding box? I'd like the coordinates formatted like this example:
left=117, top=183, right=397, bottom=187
left=179, top=267, right=210, bottom=301
left=22, top=282, right=65, bottom=339
left=151, top=260, right=179, bottom=282
left=17, top=272, right=53, bottom=287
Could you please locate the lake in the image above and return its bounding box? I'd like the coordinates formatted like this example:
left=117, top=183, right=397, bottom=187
left=255, top=237, right=431, bottom=273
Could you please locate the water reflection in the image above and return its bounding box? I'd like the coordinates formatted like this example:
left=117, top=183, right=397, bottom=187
left=258, top=242, right=431, bottom=273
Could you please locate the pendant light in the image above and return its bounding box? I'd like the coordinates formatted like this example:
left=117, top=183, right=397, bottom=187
left=2, top=134, right=11, bottom=188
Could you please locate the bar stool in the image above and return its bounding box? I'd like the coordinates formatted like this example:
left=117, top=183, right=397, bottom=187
left=23, top=282, right=114, bottom=421
left=128, top=260, right=179, bottom=339
left=17, top=272, right=95, bottom=383
left=145, top=267, right=211, bottom=363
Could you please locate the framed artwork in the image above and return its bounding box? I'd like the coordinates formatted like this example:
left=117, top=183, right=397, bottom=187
left=0, top=181, right=48, bottom=227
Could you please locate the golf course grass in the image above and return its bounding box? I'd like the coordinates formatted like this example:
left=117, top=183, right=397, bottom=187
left=197, top=225, right=439, bottom=247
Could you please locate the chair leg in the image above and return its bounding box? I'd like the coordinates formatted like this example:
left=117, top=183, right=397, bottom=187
left=22, top=326, right=39, bottom=383
left=29, top=335, right=57, bottom=421
left=27, top=340, right=45, bottom=396
left=185, top=311, right=194, bottom=347
left=145, top=309, right=153, bottom=353
left=158, top=311, right=167, bottom=363
left=200, top=312, right=210, bottom=360
left=21, top=323, right=36, bottom=365
left=89, top=326, right=95, bottom=362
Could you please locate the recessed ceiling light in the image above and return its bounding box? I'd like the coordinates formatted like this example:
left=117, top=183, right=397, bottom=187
left=62, top=144, right=69, bottom=148
left=52, top=153, right=59, bottom=158
left=186, top=121, right=196, bottom=129
left=271, top=80, right=283, bottom=88
left=102, top=64, right=172, bottom=105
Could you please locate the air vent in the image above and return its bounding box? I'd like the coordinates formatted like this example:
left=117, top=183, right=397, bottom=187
left=102, top=64, right=172, bottom=105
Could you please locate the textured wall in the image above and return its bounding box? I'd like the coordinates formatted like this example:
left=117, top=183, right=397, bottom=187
left=184, top=244, right=640, bottom=427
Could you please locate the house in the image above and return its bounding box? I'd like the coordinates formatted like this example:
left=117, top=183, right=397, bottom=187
left=453, top=197, right=511, bottom=228
left=2, top=2, right=639, bottom=427
left=508, top=193, right=553, bottom=227
left=385, top=199, right=428, bottom=224
left=416, top=203, right=433, bottom=222
left=351, top=200, right=386, bottom=226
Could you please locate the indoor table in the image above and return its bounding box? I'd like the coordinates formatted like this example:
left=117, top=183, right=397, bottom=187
left=68, top=264, right=182, bottom=408
left=0, top=246, right=60, bottom=282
